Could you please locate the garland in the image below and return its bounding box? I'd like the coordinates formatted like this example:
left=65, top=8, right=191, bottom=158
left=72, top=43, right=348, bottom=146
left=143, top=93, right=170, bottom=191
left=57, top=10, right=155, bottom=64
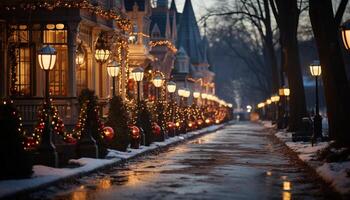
left=149, top=40, right=177, bottom=53
left=0, top=0, right=132, bottom=32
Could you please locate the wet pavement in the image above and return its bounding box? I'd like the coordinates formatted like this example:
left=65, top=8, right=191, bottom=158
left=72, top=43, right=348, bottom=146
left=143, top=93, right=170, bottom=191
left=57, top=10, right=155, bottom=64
left=26, top=122, right=337, bottom=200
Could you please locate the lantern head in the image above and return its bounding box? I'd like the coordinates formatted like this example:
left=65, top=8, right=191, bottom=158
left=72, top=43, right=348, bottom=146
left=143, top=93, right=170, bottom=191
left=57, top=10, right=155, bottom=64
left=76, top=42, right=85, bottom=66
left=38, top=45, right=57, bottom=71
left=309, top=60, right=322, bottom=77
left=153, top=74, right=164, bottom=88
left=107, top=60, right=120, bottom=77
left=132, top=67, right=145, bottom=82
left=341, top=20, right=350, bottom=51
left=193, top=92, right=200, bottom=99
left=167, top=81, right=177, bottom=93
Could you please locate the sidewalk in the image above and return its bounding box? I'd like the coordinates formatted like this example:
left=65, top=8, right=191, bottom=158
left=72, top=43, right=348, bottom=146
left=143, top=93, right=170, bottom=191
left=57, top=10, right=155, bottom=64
left=0, top=124, right=225, bottom=199
left=261, top=121, right=350, bottom=195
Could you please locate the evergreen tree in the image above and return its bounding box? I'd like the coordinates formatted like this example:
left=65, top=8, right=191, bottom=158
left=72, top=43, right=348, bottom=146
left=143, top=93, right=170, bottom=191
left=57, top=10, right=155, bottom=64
left=0, top=99, right=33, bottom=179
left=106, top=96, right=130, bottom=151
left=136, top=101, right=153, bottom=146
left=76, top=89, right=107, bottom=158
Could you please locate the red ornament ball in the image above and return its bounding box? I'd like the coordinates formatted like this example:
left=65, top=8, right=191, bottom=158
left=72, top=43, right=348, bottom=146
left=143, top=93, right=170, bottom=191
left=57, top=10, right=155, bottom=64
left=129, top=125, right=140, bottom=139
left=152, top=122, right=161, bottom=136
left=167, top=122, right=176, bottom=131
left=103, top=126, right=115, bottom=141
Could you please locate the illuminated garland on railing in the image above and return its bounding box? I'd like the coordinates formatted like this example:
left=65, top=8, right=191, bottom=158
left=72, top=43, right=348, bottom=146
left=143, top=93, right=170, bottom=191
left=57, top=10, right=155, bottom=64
left=0, top=0, right=132, bottom=32
left=149, top=40, right=177, bottom=53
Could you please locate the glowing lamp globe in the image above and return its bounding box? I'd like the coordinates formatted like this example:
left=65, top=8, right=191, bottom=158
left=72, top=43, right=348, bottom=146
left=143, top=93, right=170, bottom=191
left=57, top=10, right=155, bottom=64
left=152, top=74, right=164, bottom=88
left=95, top=49, right=110, bottom=63
left=201, top=93, right=208, bottom=99
left=266, top=99, right=272, bottom=105
left=284, top=88, right=290, bottom=97
left=132, top=67, right=144, bottom=82
left=193, top=92, right=200, bottom=99
left=309, top=60, right=322, bottom=77
left=38, top=45, right=57, bottom=71
left=178, top=88, right=186, bottom=97
left=103, top=127, right=115, bottom=141
left=183, top=89, right=191, bottom=98
left=107, top=60, right=120, bottom=77
left=167, top=81, right=177, bottom=93
left=341, top=20, right=350, bottom=51
left=76, top=44, right=85, bottom=65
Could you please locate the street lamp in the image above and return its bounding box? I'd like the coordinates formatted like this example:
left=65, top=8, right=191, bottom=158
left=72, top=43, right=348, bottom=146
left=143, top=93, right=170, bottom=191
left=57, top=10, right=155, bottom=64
left=107, top=60, right=120, bottom=97
left=95, top=35, right=110, bottom=97
left=37, top=45, right=58, bottom=167
left=153, top=74, right=164, bottom=101
left=341, top=20, right=350, bottom=51
left=132, top=67, right=144, bottom=104
left=309, top=60, right=322, bottom=144
left=167, top=81, right=177, bottom=122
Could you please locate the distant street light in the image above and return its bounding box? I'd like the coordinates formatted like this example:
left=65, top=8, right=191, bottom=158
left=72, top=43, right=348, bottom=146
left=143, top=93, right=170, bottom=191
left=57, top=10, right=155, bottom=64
left=107, top=60, right=120, bottom=97
left=167, top=81, right=177, bottom=93
left=132, top=67, right=144, bottom=104
left=167, top=81, right=177, bottom=124
left=310, top=60, right=322, bottom=144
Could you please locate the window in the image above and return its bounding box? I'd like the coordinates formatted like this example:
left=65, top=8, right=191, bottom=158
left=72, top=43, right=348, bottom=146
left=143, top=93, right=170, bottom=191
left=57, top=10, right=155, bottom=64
left=10, top=25, right=31, bottom=96
left=76, top=59, right=88, bottom=95
left=15, top=47, right=31, bottom=95
left=43, top=24, right=68, bottom=96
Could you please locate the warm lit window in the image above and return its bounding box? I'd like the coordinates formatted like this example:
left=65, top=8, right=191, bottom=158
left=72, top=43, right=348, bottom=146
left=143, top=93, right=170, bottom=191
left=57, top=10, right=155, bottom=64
left=76, top=61, right=88, bottom=96
left=15, top=47, right=31, bottom=95
left=10, top=25, right=31, bottom=96
left=43, top=24, right=68, bottom=96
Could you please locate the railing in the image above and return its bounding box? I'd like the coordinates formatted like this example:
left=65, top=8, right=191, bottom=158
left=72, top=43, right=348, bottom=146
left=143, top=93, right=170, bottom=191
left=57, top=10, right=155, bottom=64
left=13, top=97, right=78, bottom=127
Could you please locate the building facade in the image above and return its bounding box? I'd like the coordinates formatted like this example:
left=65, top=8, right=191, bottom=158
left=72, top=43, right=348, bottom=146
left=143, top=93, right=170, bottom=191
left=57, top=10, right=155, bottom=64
left=0, top=0, right=131, bottom=129
left=0, top=0, right=215, bottom=129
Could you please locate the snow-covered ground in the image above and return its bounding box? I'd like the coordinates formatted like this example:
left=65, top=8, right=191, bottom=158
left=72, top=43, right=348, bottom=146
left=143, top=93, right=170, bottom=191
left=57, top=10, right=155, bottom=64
left=262, top=121, right=350, bottom=195
left=0, top=124, right=224, bottom=199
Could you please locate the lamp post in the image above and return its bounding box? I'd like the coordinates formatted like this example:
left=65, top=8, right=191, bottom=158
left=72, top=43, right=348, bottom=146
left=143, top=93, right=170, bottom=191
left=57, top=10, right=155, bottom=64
left=310, top=60, right=323, bottom=144
left=183, top=88, right=191, bottom=106
left=177, top=88, right=185, bottom=107
left=107, top=60, right=120, bottom=97
left=167, top=82, right=177, bottom=135
left=95, top=35, right=111, bottom=97
left=132, top=67, right=145, bottom=104
left=37, top=45, right=58, bottom=167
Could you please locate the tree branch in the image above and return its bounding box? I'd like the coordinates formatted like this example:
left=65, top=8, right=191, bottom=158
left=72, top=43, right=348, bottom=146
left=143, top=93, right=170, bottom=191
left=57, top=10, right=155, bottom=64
left=335, top=0, right=349, bottom=26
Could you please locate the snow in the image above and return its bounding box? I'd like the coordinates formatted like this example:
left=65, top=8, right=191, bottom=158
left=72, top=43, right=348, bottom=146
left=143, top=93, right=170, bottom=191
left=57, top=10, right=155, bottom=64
left=264, top=122, right=350, bottom=195
left=0, top=124, right=224, bottom=198
left=317, top=162, right=350, bottom=194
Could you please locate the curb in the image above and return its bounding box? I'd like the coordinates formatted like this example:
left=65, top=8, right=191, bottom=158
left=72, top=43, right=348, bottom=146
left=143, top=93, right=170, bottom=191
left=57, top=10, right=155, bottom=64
left=260, top=122, right=344, bottom=198
left=0, top=123, right=229, bottom=199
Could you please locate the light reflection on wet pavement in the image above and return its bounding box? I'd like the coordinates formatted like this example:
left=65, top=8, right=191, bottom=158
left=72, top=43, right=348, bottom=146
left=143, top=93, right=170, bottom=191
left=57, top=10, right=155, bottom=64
left=27, top=122, right=336, bottom=200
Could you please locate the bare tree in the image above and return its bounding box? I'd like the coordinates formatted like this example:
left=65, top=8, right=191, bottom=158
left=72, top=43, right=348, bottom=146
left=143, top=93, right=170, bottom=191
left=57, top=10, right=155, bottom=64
left=269, top=0, right=308, bottom=132
left=309, top=0, right=350, bottom=147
